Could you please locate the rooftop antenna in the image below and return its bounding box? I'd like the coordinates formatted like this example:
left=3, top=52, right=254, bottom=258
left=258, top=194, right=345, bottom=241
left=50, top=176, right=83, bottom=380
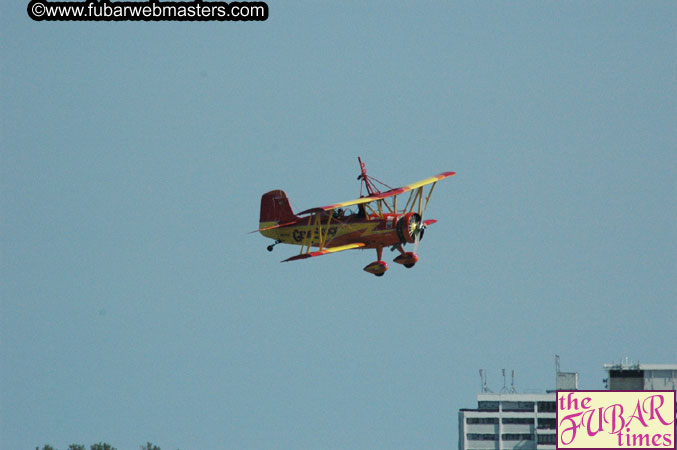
left=501, top=368, right=508, bottom=393
left=556, top=354, right=561, bottom=374
left=510, top=370, right=516, bottom=393
left=479, top=369, right=492, bottom=393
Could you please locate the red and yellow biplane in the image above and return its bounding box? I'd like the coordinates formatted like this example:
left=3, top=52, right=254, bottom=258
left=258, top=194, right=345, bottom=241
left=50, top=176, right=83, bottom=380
left=257, top=158, right=455, bottom=276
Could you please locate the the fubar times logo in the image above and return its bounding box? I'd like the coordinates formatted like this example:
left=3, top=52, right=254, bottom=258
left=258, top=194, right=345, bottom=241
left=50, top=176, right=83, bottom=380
left=557, top=390, right=676, bottom=449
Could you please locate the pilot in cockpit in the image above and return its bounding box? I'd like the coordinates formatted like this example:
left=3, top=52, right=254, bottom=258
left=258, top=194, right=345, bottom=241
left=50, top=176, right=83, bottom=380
left=333, top=205, right=366, bottom=219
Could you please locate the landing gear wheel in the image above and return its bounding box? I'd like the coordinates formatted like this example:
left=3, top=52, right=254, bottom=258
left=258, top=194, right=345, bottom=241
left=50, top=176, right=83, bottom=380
left=374, top=272, right=385, bottom=277
left=266, top=240, right=282, bottom=252
left=404, top=263, right=415, bottom=268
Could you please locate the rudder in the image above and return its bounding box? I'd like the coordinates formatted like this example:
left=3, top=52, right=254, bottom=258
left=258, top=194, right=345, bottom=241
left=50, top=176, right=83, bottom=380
left=260, top=190, right=298, bottom=224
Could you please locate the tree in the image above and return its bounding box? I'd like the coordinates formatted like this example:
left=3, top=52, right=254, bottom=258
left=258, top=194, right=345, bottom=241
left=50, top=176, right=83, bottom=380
left=90, top=443, right=117, bottom=450
left=37, top=446, right=55, bottom=450
left=140, top=443, right=161, bottom=450
left=69, top=445, right=86, bottom=450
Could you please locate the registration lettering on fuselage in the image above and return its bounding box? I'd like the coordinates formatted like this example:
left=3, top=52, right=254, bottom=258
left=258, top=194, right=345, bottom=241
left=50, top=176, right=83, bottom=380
left=292, top=226, right=338, bottom=242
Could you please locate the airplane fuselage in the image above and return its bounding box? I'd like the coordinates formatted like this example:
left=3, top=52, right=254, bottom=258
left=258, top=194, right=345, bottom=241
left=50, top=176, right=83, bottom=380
left=260, top=211, right=419, bottom=250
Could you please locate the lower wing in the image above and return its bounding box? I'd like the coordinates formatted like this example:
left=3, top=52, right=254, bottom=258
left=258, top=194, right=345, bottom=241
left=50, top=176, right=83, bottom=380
left=282, top=243, right=366, bottom=262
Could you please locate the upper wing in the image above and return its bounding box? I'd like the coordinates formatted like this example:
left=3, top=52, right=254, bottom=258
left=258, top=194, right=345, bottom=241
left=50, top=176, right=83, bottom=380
left=401, top=171, right=456, bottom=191
left=282, top=243, right=365, bottom=262
left=297, top=171, right=455, bottom=215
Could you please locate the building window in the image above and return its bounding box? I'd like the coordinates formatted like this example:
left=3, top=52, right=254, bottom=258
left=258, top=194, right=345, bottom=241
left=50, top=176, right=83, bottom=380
left=609, top=370, right=644, bottom=390
left=502, top=417, right=534, bottom=424
left=502, top=433, right=534, bottom=441
left=538, top=434, right=557, bottom=444
left=537, top=418, right=556, bottom=429
left=610, top=369, right=643, bottom=378
left=537, top=401, right=556, bottom=412
left=467, top=417, right=499, bottom=424
left=467, top=434, right=498, bottom=441
left=478, top=401, right=499, bottom=411
left=502, top=401, right=534, bottom=412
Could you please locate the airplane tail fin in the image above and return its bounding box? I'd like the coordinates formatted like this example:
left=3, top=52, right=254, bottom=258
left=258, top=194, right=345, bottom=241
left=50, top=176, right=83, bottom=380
left=260, top=190, right=299, bottom=225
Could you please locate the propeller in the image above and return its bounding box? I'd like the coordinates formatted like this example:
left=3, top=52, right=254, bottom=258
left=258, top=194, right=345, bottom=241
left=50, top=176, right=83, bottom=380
left=414, top=226, right=422, bottom=254
left=407, top=213, right=422, bottom=241
left=396, top=210, right=434, bottom=255
left=413, top=200, right=430, bottom=254
left=413, top=220, right=425, bottom=254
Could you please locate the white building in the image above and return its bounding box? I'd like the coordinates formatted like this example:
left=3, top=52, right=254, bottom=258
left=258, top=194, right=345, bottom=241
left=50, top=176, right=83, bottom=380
left=604, top=361, right=677, bottom=391
left=458, top=392, right=557, bottom=450
left=458, top=362, right=677, bottom=450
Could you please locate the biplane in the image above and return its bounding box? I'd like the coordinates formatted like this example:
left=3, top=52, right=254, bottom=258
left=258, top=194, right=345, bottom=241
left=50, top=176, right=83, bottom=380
left=257, top=158, right=455, bottom=276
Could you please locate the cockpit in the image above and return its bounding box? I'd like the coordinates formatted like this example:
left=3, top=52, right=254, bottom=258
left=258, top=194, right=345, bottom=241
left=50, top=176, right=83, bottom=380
left=332, top=205, right=366, bottom=219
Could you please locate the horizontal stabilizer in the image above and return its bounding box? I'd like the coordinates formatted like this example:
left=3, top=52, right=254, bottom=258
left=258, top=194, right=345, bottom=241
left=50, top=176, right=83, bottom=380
left=250, top=220, right=299, bottom=234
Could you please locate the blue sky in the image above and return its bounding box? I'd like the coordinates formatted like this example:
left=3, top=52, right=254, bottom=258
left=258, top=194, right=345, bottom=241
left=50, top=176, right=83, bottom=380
left=2, top=1, right=675, bottom=449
